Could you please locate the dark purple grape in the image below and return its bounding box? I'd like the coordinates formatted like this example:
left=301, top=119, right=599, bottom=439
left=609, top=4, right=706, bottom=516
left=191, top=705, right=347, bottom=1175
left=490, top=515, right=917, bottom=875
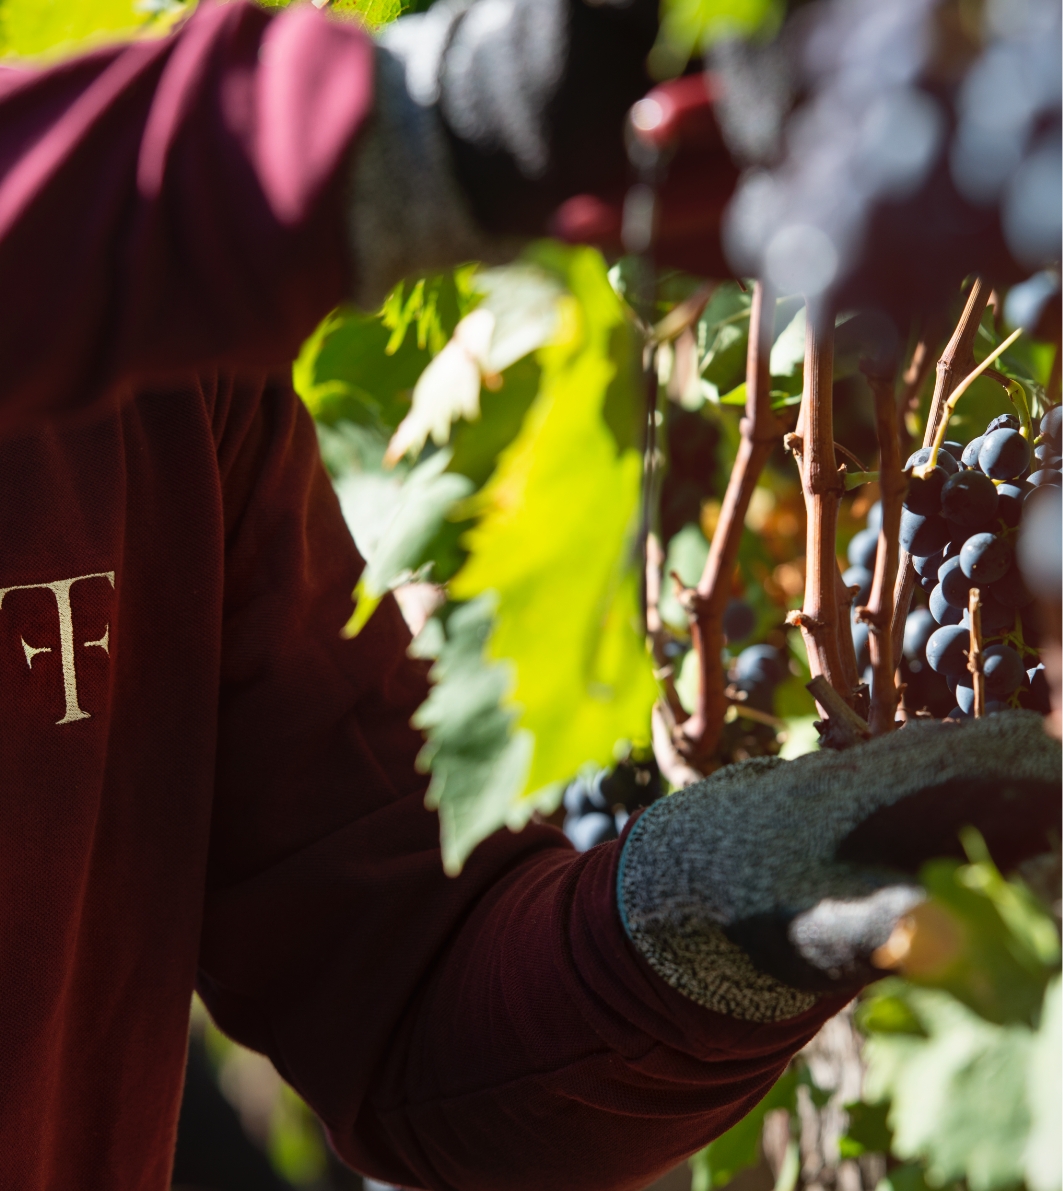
left=723, top=599, right=756, bottom=643
left=942, top=534, right=967, bottom=560
left=904, top=467, right=947, bottom=515
left=1040, top=405, right=1062, bottom=449
left=900, top=510, right=950, bottom=556
left=920, top=574, right=938, bottom=593
left=953, top=679, right=1010, bottom=715
left=939, top=555, right=974, bottom=607
left=734, top=644, right=786, bottom=687
left=959, top=532, right=1011, bottom=584
left=986, top=413, right=1020, bottom=434
left=978, top=428, right=1032, bottom=481
left=940, top=471, right=999, bottom=528
left=945, top=704, right=969, bottom=719
left=1034, top=441, right=1060, bottom=466
left=903, top=608, right=936, bottom=660
left=843, top=564, right=873, bottom=606
left=982, top=643, right=1025, bottom=697
left=962, top=594, right=1015, bottom=637
left=852, top=619, right=870, bottom=671
left=847, top=527, right=879, bottom=570
left=866, top=501, right=882, bottom=536
left=961, top=436, right=985, bottom=470
left=906, top=446, right=958, bottom=476
left=989, top=563, right=1035, bottom=608
left=929, top=583, right=963, bottom=625
left=942, top=441, right=965, bottom=465
left=565, top=810, right=618, bottom=851
left=926, top=624, right=970, bottom=677
left=563, top=773, right=609, bottom=817
left=1027, top=468, right=1062, bottom=489
left=995, top=484, right=1024, bottom=529
left=912, top=549, right=943, bottom=582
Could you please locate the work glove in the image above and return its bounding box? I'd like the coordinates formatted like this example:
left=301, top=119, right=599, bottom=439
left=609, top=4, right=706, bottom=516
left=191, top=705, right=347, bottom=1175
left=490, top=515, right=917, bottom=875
left=351, top=0, right=667, bottom=305
left=618, top=710, right=1061, bottom=1023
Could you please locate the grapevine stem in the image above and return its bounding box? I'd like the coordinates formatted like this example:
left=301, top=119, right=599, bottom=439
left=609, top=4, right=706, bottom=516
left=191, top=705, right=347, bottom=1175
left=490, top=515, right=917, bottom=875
left=677, top=280, right=784, bottom=768
left=890, top=278, right=992, bottom=668
left=787, top=298, right=853, bottom=713
left=915, top=327, right=1023, bottom=477
left=856, top=364, right=903, bottom=735
left=968, top=588, right=985, bottom=717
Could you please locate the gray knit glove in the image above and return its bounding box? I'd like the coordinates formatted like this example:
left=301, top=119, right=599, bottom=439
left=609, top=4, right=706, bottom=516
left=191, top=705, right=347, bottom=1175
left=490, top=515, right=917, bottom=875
left=618, top=711, right=1061, bottom=1024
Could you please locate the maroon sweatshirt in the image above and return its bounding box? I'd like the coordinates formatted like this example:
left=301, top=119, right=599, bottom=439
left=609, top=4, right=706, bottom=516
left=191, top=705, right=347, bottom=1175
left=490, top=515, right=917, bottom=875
left=0, top=4, right=843, bottom=1188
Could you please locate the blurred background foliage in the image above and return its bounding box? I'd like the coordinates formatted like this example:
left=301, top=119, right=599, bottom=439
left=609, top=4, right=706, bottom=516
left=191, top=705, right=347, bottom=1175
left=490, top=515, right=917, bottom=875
left=5, top=0, right=1058, bottom=1190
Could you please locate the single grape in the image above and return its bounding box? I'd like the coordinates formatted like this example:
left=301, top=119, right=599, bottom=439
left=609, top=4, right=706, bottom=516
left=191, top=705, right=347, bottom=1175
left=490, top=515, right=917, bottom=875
left=564, top=810, right=618, bottom=851
left=938, top=555, right=974, bottom=607
left=961, top=436, right=985, bottom=470
left=978, top=428, right=1031, bottom=481
left=866, top=501, right=883, bottom=536
left=847, top=527, right=879, bottom=570
left=920, top=574, right=937, bottom=593
left=961, top=594, right=1015, bottom=637
left=940, top=471, right=999, bottom=527
left=929, top=582, right=963, bottom=625
left=900, top=509, right=950, bottom=556
left=995, top=484, right=1024, bottom=529
left=734, top=644, right=786, bottom=687
left=986, top=413, right=1020, bottom=434
left=563, top=772, right=609, bottom=817
left=1027, top=468, right=1062, bottom=489
left=983, top=643, right=1025, bottom=697
left=953, top=679, right=1010, bottom=715
left=852, top=619, right=870, bottom=671
left=959, top=532, right=1011, bottom=584
left=912, top=549, right=943, bottom=582
left=903, top=607, right=936, bottom=660
left=843, top=564, right=873, bottom=606
left=906, top=446, right=958, bottom=475
left=1034, top=441, right=1060, bottom=465
left=1040, top=405, right=1062, bottom=449
left=903, top=467, right=947, bottom=515
left=926, top=624, right=970, bottom=677
left=989, top=563, right=1035, bottom=608
left=945, top=704, right=969, bottom=719
left=942, top=441, right=965, bottom=465
left=942, top=534, right=967, bottom=560
left=723, top=599, right=756, bottom=643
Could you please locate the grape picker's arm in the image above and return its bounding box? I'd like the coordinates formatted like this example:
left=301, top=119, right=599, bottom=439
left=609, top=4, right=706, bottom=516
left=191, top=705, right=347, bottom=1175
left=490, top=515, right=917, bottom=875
left=199, top=379, right=846, bottom=1191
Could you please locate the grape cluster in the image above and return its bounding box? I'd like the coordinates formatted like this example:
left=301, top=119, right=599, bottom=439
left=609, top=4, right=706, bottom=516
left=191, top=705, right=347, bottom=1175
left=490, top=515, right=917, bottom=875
left=562, top=758, right=661, bottom=851
left=856, top=404, right=1060, bottom=721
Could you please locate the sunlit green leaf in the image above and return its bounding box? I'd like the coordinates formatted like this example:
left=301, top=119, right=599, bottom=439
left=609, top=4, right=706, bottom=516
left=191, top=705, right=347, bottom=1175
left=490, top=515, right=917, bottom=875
left=442, top=243, right=658, bottom=866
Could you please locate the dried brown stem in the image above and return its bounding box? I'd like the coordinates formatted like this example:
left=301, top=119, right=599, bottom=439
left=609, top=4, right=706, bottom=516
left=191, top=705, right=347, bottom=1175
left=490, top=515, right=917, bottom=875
left=835, top=562, right=862, bottom=701
left=788, top=298, right=853, bottom=712
left=891, top=278, right=992, bottom=667
left=968, top=588, right=985, bottom=717
left=807, top=676, right=870, bottom=749
left=676, top=280, right=784, bottom=768
left=857, top=365, right=904, bottom=735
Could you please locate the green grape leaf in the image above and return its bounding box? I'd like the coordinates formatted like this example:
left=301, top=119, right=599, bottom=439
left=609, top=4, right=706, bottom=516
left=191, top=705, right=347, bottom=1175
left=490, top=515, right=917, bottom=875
left=386, top=263, right=562, bottom=464
left=689, top=1066, right=798, bottom=1191
left=653, top=0, right=783, bottom=78
left=1025, top=976, right=1062, bottom=1191
left=0, top=0, right=183, bottom=59
left=839, top=1100, right=893, bottom=1158
left=863, top=986, right=1037, bottom=1191
left=437, top=243, right=658, bottom=870
left=293, top=306, right=429, bottom=432
left=413, top=596, right=535, bottom=875
left=342, top=451, right=472, bottom=636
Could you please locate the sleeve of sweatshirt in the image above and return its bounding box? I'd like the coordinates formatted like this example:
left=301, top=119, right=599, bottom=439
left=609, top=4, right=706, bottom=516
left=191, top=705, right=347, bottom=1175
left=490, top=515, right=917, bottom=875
left=0, top=0, right=371, bottom=435
left=196, top=378, right=848, bottom=1191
